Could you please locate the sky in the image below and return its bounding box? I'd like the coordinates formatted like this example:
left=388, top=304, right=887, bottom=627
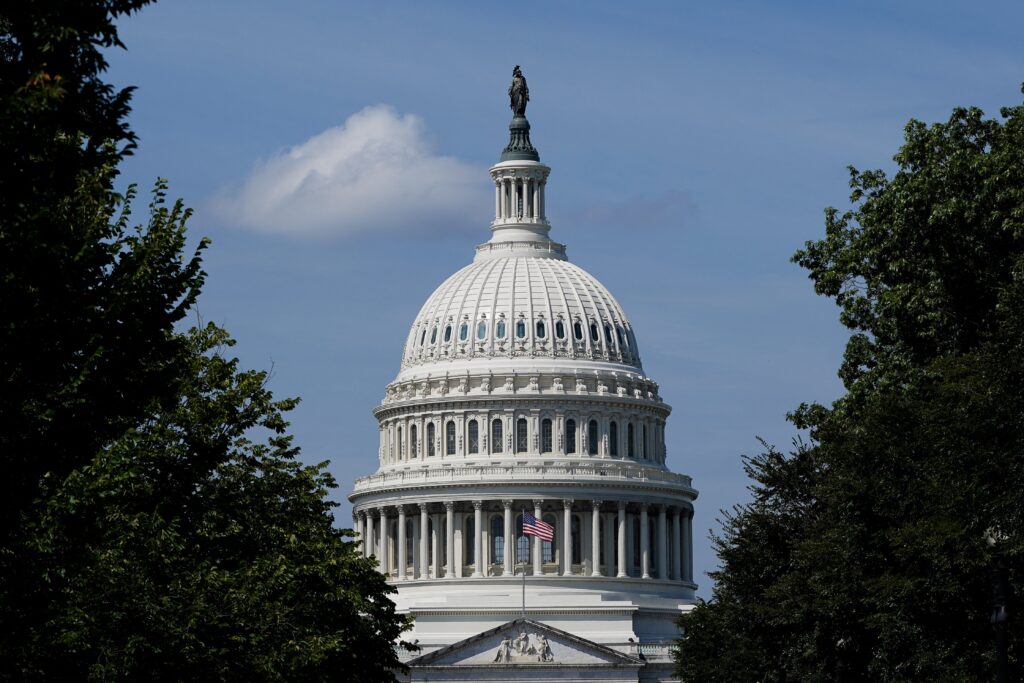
left=106, top=0, right=1024, bottom=598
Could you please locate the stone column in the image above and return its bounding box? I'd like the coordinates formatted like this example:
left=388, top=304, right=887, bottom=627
left=562, top=499, right=574, bottom=576
left=532, top=178, right=539, bottom=219
left=397, top=505, right=407, bottom=580
left=533, top=500, right=543, bottom=576
left=640, top=503, right=650, bottom=579
left=364, top=510, right=375, bottom=560
left=494, top=182, right=500, bottom=220
left=657, top=505, right=668, bottom=580
left=472, top=501, right=483, bottom=578
left=616, top=502, right=627, bottom=578
left=502, top=500, right=514, bottom=576
left=603, top=512, right=615, bottom=576
left=672, top=507, right=682, bottom=581
left=355, top=511, right=365, bottom=556
left=590, top=501, right=602, bottom=577
left=444, top=502, right=454, bottom=578
left=419, top=503, right=429, bottom=579
left=379, top=506, right=390, bottom=576
left=685, top=508, right=694, bottom=582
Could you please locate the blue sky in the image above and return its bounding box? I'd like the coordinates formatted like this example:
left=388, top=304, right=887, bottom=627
left=106, top=0, right=1024, bottom=597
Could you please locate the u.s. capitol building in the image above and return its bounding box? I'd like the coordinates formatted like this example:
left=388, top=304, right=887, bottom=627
left=349, top=68, right=697, bottom=682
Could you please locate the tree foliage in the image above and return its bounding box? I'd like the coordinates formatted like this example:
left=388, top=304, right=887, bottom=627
left=676, top=88, right=1024, bottom=681
left=1, top=3, right=412, bottom=679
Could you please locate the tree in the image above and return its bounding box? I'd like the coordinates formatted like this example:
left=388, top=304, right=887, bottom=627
left=675, top=87, right=1024, bottom=681
left=1, top=3, right=413, bottom=679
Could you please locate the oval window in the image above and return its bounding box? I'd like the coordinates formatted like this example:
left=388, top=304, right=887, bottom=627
left=420, top=329, right=426, bottom=345
left=430, top=326, right=438, bottom=344
left=616, top=326, right=625, bottom=347
left=573, top=321, right=583, bottom=340
left=459, top=322, right=468, bottom=341
left=516, top=320, right=526, bottom=338
left=536, top=320, right=546, bottom=338
left=444, top=325, right=452, bottom=342
left=590, top=323, right=599, bottom=342
left=496, top=319, right=506, bottom=339
left=604, top=324, right=613, bottom=344
left=477, top=321, right=487, bottom=340
left=555, top=320, right=566, bottom=339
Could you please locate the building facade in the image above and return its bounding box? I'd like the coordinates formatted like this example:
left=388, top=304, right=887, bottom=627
left=349, top=75, right=697, bottom=682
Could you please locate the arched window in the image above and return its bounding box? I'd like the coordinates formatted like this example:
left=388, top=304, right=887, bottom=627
left=555, top=320, right=566, bottom=339
left=465, top=516, right=475, bottom=567
left=571, top=514, right=582, bottom=565
left=491, top=515, right=504, bottom=567
left=642, top=424, right=648, bottom=459
left=535, top=320, right=546, bottom=338
left=590, top=322, right=599, bottom=342
left=459, top=322, right=468, bottom=341
left=627, top=422, right=635, bottom=458
left=541, top=419, right=552, bottom=453
left=443, top=325, right=452, bottom=342
left=588, top=419, right=599, bottom=455
left=410, top=424, right=418, bottom=458
left=397, top=427, right=403, bottom=460
left=477, top=320, right=487, bottom=340
left=542, top=513, right=557, bottom=563
left=610, top=421, right=619, bottom=456
left=573, top=321, right=583, bottom=340
left=491, top=419, right=503, bottom=454
left=566, top=419, right=577, bottom=454
left=427, top=423, right=436, bottom=457
left=516, top=319, right=526, bottom=338
left=446, top=421, right=456, bottom=455
left=516, top=418, right=528, bottom=453
left=430, top=326, right=438, bottom=344
left=496, top=319, right=506, bottom=339
left=468, top=420, right=479, bottom=454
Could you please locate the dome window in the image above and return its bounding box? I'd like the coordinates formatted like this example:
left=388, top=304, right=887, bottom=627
left=419, top=329, right=426, bottom=345
left=516, top=418, right=528, bottom=453
left=459, top=322, right=468, bottom=341
left=446, top=421, right=456, bottom=455
left=516, top=320, right=526, bottom=339
left=476, top=321, right=487, bottom=340
left=491, top=419, right=503, bottom=453
left=627, top=422, right=635, bottom=458
left=535, top=320, right=546, bottom=338
left=588, top=419, right=599, bottom=455
left=541, top=418, right=552, bottom=453
left=609, top=421, right=619, bottom=456
left=589, top=322, right=599, bottom=342
left=573, top=321, right=583, bottom=340
left=496, top=319, right=506, bottom=339
left=604, top=324, right=613, bottom=345
left=566, top=419, right=577, bottom=454
left=430, top=326, right=438, bottom=344
left=555, top=320, right=566, bottom=339
left=444, top=325, right=452, bottom=343
left=468, top=419, right=479, bottom=454
left=427, top=423, right=436, bottom=456
left=616, top=325, right=626, bottom=348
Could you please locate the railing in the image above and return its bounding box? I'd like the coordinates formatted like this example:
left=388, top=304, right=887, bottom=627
left=351, top=462, right=693, bottom=493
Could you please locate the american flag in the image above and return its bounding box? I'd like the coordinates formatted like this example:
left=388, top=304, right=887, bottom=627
left=522, top=512, right=554, bottom=541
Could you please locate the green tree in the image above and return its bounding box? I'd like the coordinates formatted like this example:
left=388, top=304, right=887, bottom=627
left=1, top=3, right=413, bottom=679
left=675, top=88, right=1024, bottom=681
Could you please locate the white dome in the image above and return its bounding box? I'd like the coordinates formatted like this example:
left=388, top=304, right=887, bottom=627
left=400, top=251, right=642, bottom=372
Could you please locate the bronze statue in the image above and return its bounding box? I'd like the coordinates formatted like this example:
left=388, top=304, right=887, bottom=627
left=508, top=65, right=529, bottom=116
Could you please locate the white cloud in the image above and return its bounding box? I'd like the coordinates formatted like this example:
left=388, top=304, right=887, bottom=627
left=212, top=105, right=487, bottom=237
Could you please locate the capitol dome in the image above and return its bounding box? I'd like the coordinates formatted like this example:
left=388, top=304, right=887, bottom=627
left=349, top=70, right=696, bottom=683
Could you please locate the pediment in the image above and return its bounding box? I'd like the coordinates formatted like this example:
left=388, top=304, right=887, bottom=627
left=408, top=618, right=641, bottom=668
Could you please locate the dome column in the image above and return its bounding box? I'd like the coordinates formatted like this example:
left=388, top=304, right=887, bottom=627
left=419, top=503, right=429, bottom=579
left=502, top=500, right=514, bottom=576
left=532, top=499, right=543, bottom=575
left=472, top=501, right=484, bottom=578
left=672, top=507, right=682, bottom=581
left=657, top=505, right=668, bottom=579
left=355, top=510, right=365, bottom=556
left=640, top=503, right=651, bottom=579
left=616, top=501, right=627, bottom=578
left=379, top=506, right=390, bottom=576
left=397, top=505, right=407, bottom=580
left=562, top=499, right=574, bottom=576
left=590, top=501, right=602, bottom=577
left=444, top=502, right=455, bottom=578
left=365, top=509, right=375, bottom=560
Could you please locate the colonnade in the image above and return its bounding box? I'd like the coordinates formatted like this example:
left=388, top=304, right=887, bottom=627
left=353, top=498, right=694, bottom=584
left=494, top=174, right=545, bottom=223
